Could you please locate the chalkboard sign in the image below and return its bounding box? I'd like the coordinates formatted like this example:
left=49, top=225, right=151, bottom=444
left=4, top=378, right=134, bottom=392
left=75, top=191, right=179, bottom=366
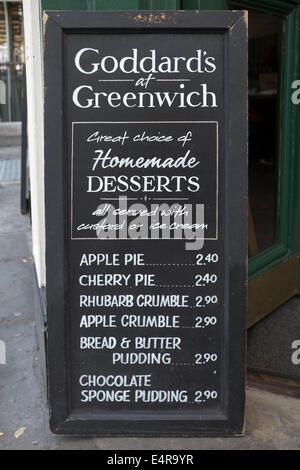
left=44, top=10, right=247, bottom=436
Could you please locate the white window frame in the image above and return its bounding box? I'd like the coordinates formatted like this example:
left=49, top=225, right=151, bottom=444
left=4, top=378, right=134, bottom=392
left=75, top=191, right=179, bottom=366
left=23, top=0, right=46, bottom=286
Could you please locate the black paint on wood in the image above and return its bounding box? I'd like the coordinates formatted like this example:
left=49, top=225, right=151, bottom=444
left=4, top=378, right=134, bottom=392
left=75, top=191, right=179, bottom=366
left=44, top=10, right=248, bottom=436
left=20, top=64, right=29, bottom=215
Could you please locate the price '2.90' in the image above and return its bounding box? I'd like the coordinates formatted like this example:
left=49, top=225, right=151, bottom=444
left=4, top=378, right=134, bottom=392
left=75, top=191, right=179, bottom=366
left=195, top=390, right=218, bottom=402
left=195, top=295, right=218, bottom=307
left=195, top=316, right=217, bottom=327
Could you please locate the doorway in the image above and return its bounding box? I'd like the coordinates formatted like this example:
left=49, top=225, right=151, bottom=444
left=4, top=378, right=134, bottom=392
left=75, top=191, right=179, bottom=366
left=228, top=1, right=300, bottom=327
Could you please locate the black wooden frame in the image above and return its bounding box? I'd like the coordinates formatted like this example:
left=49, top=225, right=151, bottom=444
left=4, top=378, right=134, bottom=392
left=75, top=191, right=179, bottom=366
left=44, top=10, right=248, bottom=436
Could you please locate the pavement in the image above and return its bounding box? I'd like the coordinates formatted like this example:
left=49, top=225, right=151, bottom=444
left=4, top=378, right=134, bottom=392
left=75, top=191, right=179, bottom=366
left=1, top=145, right=300, bottom=450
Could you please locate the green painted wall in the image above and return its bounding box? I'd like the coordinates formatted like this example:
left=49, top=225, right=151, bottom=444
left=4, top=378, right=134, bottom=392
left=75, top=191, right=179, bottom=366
left=41, top=0, right=181, bottom=11
left=41, top=0, right=227, bottom=11
left=182, top=0, right=227, bottom=8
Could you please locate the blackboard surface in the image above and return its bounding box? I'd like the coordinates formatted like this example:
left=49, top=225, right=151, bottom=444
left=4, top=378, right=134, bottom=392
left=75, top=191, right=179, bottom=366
left=44, top=10, right=248, bottom=436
